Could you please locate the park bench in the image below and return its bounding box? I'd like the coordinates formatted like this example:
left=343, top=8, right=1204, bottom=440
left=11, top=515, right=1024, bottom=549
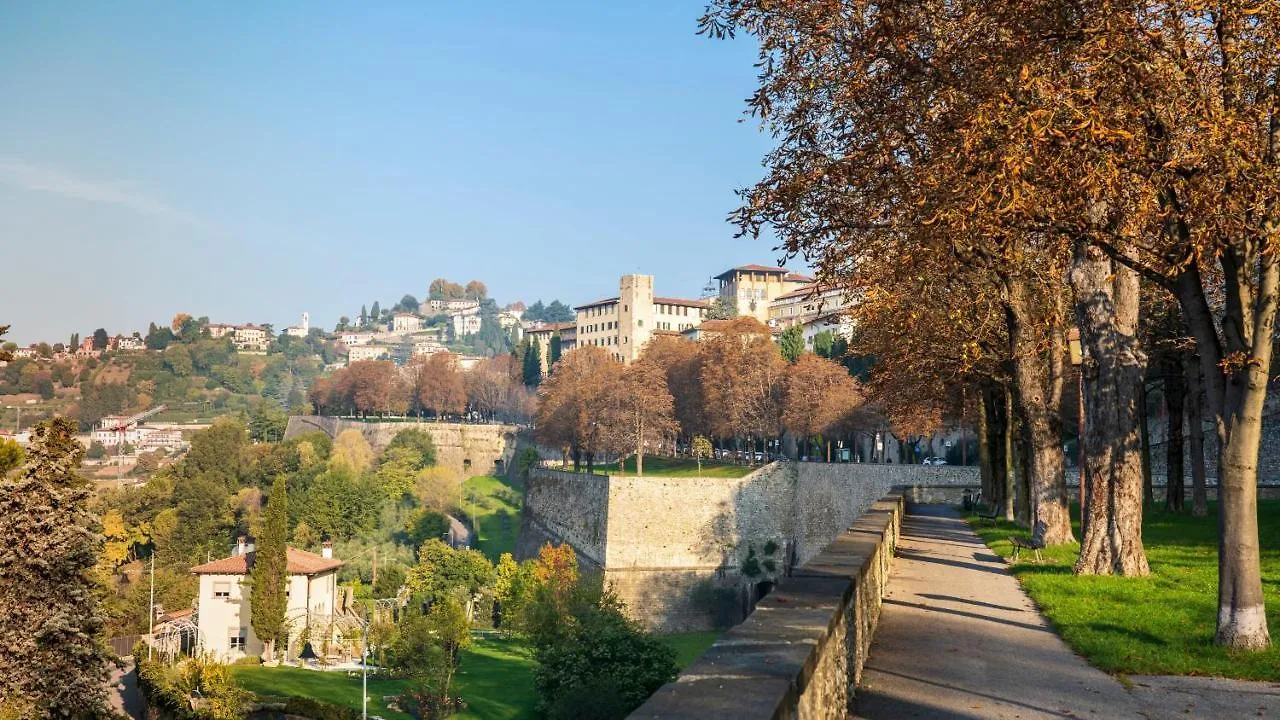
left=1009, top=535, right=1044, bottom=563
left=971, top=492, right=1001, bottom=523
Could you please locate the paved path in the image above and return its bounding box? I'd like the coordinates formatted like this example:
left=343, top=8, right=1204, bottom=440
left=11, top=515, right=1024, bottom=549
left=107, top=659, right=144, bottom=719
left=855, top=506, right=1280, bottom=719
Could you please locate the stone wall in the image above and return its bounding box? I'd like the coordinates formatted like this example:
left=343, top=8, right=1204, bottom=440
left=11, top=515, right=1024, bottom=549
left=283, top=417, right=518, bottom=479
left=521, top=462, right=975, bottom=631
left=630, top=493, right=905, bottom=719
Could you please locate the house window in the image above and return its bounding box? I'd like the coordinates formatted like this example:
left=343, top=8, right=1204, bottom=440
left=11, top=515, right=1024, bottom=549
left=229, top=633, right=246, bottom=652
left=213, top=582, right=231, bottom=598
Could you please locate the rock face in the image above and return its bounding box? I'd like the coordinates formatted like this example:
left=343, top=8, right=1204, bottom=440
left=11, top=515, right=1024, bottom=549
left=283, top=417, right=519, bottom=479
left=520, top=462, right=975, bottom=631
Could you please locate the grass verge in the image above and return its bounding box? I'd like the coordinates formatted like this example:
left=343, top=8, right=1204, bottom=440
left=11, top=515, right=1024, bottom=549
left=557, top=454, right=760, bottom=478
left=967, top=500, right=1280, bottom=680
left=461, top=474, right=523, bottom=561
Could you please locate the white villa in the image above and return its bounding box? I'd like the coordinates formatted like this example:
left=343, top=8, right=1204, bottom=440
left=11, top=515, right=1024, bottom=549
left=190, top=539, right=345, bottom=662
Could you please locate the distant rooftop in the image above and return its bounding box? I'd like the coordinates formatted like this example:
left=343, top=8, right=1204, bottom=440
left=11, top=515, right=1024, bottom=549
left=190, top=547, right=343, bottom=576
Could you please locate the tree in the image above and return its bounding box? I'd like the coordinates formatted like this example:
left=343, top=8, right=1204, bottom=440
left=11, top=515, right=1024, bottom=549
left=601, top=355, right=677, bottom=476
left=386, top=428, right=438, bottom=469
left=535, top=347, right=623, bottom=472
left=183, top=417, right=249, bottom=487
left=523, top=338, right=543, bottom=386
left=642, top=335, right=707, bottom=441
left=370, top=301, right=382, bottom=324
left=360, top=305, right=368, bottom=326
left=549, top=334, right=563, bottom=365
left=0, top=419, right=111, bottom=716
left=163, top=345, right=194, bottom=376
left=330, top=428, right=375, bottom=475
left=698, top=318, right=785, bottom=449
left=691, top=436, right=712, bottom=476
left=69, top=332, right=80, bottom=352
left=250, top=475, right=289, bottom=662
left=465, top=280, right=487, bottom=301
left=170, top=312, right=192, bottom=333
left=91, top=328, right=109, bottom=350
left=416, top=353, right=467, bottom=419
left=778, top=326, right=805, bottom=364
left=405, top=539, right=495, bottom=611
left=706, top=295, right=737, bottom=320
left=397, top=294, right=420, bottom=313
left=782, top=354, right=865, bottom=460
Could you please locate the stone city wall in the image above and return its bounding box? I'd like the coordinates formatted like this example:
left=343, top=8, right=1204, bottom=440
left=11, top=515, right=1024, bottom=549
left=630, top=493, right=905, bottom=719
left=283, top=416, right=518, bottom=479
left=520, top=462, right=976, bottom=631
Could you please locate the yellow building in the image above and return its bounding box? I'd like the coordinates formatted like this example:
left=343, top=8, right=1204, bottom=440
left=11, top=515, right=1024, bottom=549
left=575, top=274, right=709, bottom=364
left=713, top=265, right=812, bottom=323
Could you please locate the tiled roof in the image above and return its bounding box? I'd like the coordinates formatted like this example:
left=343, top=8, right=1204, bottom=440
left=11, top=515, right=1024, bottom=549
left=784, top=272, right=814, bottom=283
left=654, top=296, right=711, bottom=308
left=714, top=264, right=790, bottom=280
left=190, top=547, right=343, bottom=576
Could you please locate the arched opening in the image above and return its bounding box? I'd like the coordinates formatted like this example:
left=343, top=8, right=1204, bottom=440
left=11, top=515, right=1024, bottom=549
left=463, top=458, right=472, bottom=471
left=755, top=580, right=775, bottom=602
left=494, top=458, right=505, bottom=474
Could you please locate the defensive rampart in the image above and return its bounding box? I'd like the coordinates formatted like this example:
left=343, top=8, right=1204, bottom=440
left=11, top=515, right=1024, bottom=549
left=283, top=417, right=519, bottom=479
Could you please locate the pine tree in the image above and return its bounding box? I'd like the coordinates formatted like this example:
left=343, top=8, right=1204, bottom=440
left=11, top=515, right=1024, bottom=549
left=360, top=305, right=368, bottom=326
left=370, top=301, right=381, bottom=323
left=523, top=339, right=543, bottom=387
left=0, top=418, right=110, bottom=717
left=250, top=474, right=289, bottom=663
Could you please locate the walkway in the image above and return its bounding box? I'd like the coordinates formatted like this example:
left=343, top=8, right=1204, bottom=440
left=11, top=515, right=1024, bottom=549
left=855, top=506, right=1280, bottom=719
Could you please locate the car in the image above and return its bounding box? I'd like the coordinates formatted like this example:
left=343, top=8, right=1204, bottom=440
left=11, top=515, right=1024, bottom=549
left=921, top=456, right=948, bottom=466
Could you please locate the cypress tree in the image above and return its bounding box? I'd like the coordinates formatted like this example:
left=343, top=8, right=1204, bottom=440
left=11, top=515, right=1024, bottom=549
left=0, top=418, right=110, bottom=717
left=250, top=474, right=289, bottom=663
left=523, top=338, right=543, bottom=386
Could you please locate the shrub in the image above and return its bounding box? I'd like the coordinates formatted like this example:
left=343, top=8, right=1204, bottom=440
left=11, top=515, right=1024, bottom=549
left=232, top=655, right=262, bottom=666
left=283, top=696, right=359, bottom=720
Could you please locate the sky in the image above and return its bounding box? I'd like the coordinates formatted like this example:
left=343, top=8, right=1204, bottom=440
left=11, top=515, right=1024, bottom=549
left=0, top=2, right=790, bottom=345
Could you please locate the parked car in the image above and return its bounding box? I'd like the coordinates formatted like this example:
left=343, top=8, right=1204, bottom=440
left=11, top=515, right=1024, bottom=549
left=922, top=456, right=948, bottom=466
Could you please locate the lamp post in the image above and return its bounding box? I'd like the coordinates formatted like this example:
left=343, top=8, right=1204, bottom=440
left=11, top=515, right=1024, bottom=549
left=1068, top=328, right=1088, bottom=536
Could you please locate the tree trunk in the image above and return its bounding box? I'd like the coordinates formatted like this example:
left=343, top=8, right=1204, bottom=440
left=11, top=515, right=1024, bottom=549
left=1165, top=365, right=1186, bottom=512
left=1002, top=387, right=1016, bottom=522
left=1004, top=277, right=1073, bottom=544
left=1186, top=352, right=1208, bottom=518
left=1172, top=253, right=1273, bottom=650
left=977, top=389, right=993, bottom=504
left=1069, top=242, right=1148, bottom=575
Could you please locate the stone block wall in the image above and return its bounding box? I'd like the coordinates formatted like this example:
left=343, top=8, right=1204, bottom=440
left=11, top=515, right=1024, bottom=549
left=517, top=468, right=610, bottom=569
left=284, top=417, right=518, bottom=479
left=630, top=493, right=905, bottom=719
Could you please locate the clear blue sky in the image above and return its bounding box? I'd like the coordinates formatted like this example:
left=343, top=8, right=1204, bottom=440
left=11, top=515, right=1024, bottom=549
left=0, top=2, right=790, bottom=345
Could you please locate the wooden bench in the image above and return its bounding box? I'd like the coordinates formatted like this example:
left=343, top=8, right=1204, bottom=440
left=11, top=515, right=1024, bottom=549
left=1009, top=535, right=1044, bottom=563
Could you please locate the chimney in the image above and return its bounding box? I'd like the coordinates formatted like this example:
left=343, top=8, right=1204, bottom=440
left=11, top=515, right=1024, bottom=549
left=321, top=540, right=333, bottom=559
left=236, top=536, right=247, bottom=556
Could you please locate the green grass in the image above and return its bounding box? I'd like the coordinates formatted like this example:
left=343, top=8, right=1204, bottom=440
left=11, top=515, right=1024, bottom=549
left=563, top=454, right=760, bottom=478
left=659, top=630, right=722, bottom=667
left=461, top=474, right=523, bottom=561
left=230, top=634, right=537, bottom=720
left=967, top=500, right=1280, bottom=680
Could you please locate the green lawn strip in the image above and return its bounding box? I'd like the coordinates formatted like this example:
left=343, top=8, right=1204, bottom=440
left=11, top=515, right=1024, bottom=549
left=658, top=630, right=722, bottom=668
left=461, top=474, right=524, bottom=561
left=562, top=454, right=759, bottom=478
left=967, top=501, right=1280, bottom=680
left=231, top=635, right=537, bottom=720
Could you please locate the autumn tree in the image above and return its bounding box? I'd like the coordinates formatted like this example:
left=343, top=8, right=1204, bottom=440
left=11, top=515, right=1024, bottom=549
left=697, top=317, right=785, bottom=452
left=639, top=334, right=707, bottom=441
left=465, top=280, right=488, bottom=301
left=782, top=354, right=864, bottom=461
left=416, top=352, right=467, bottom=419
left=601, top=354, right=678, bottom=476
left=0, top=418, right=111, bottom=716
left=535, top=347, right=622, bottom=472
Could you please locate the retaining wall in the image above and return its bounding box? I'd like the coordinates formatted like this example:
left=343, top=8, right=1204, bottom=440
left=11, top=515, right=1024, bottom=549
left=283, top=416, right=518, bottom=479
left=630, top=493, right=905, bottom=719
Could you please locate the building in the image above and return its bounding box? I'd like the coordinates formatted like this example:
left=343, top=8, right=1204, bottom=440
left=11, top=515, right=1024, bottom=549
left=206, top=324, right=236, bottom=340
left=498, top=310, right=524, bottom=341
left=423, top=298, right=480, bottom=315
left=115, top=334, right=146, bottom=351
left=90, top=415, right=185, bottom=452
left=284, top=313, right=310, bottom=338
left=190, top=539, right=344, bottom=662
left=11, top=346, right=37, bottom=359
left=681, top=318, right=773, bottom=343
left=347, top=344, right=391, bottom=363
left=713, top=265, right=813, bottom=323
left=232, top=325, right=269, bottom=351
left=522, top=321, right=576, bottom=375
left=574, top=275, right=710, bottom=364
left=340, top=332, right=374, bottom=346
left=412, top=339, right=448, bottom=357
left=453, top=310, right=482, bottom=339
left=391, top=313, right=422, bottom=333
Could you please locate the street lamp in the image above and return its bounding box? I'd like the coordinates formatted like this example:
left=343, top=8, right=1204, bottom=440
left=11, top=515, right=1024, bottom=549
left=1068, top=328, right=1088, bottom=536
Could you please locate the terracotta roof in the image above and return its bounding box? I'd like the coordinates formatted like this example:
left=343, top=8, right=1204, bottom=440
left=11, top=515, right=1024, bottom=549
left=190, top=547, right=343, bottom=576
left=654, top=296, right=711, bottom=309
left=784, top=272, right=814, bottom=283
left=158, top=608, right=194, bottom=623
left=713, top=264, right=790, bottom=280
left=574, top=297, right=620, bottom=310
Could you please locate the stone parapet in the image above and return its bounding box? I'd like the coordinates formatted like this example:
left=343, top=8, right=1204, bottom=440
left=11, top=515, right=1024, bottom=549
left=630, top=493, right=905, bottom=719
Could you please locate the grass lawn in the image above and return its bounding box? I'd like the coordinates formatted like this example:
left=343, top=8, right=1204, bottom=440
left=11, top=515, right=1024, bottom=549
left=461, top=474, right=523, bottom=561
left=562, top=454, right=760, bottom=479
left=230, top=635, right=537, bottom=720
left=659, top=630, right=722, bottom=667
left=968, top=500, right=1280, bottom=680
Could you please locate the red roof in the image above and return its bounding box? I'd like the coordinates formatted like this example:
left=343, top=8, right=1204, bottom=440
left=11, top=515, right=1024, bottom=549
left=190, top=547, right=343, bottom=576
left=784, top=272, right=814, bottom=283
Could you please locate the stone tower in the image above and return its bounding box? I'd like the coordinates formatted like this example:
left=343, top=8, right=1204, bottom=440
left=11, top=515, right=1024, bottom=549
left=618, top=274, right=654, bottom=364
